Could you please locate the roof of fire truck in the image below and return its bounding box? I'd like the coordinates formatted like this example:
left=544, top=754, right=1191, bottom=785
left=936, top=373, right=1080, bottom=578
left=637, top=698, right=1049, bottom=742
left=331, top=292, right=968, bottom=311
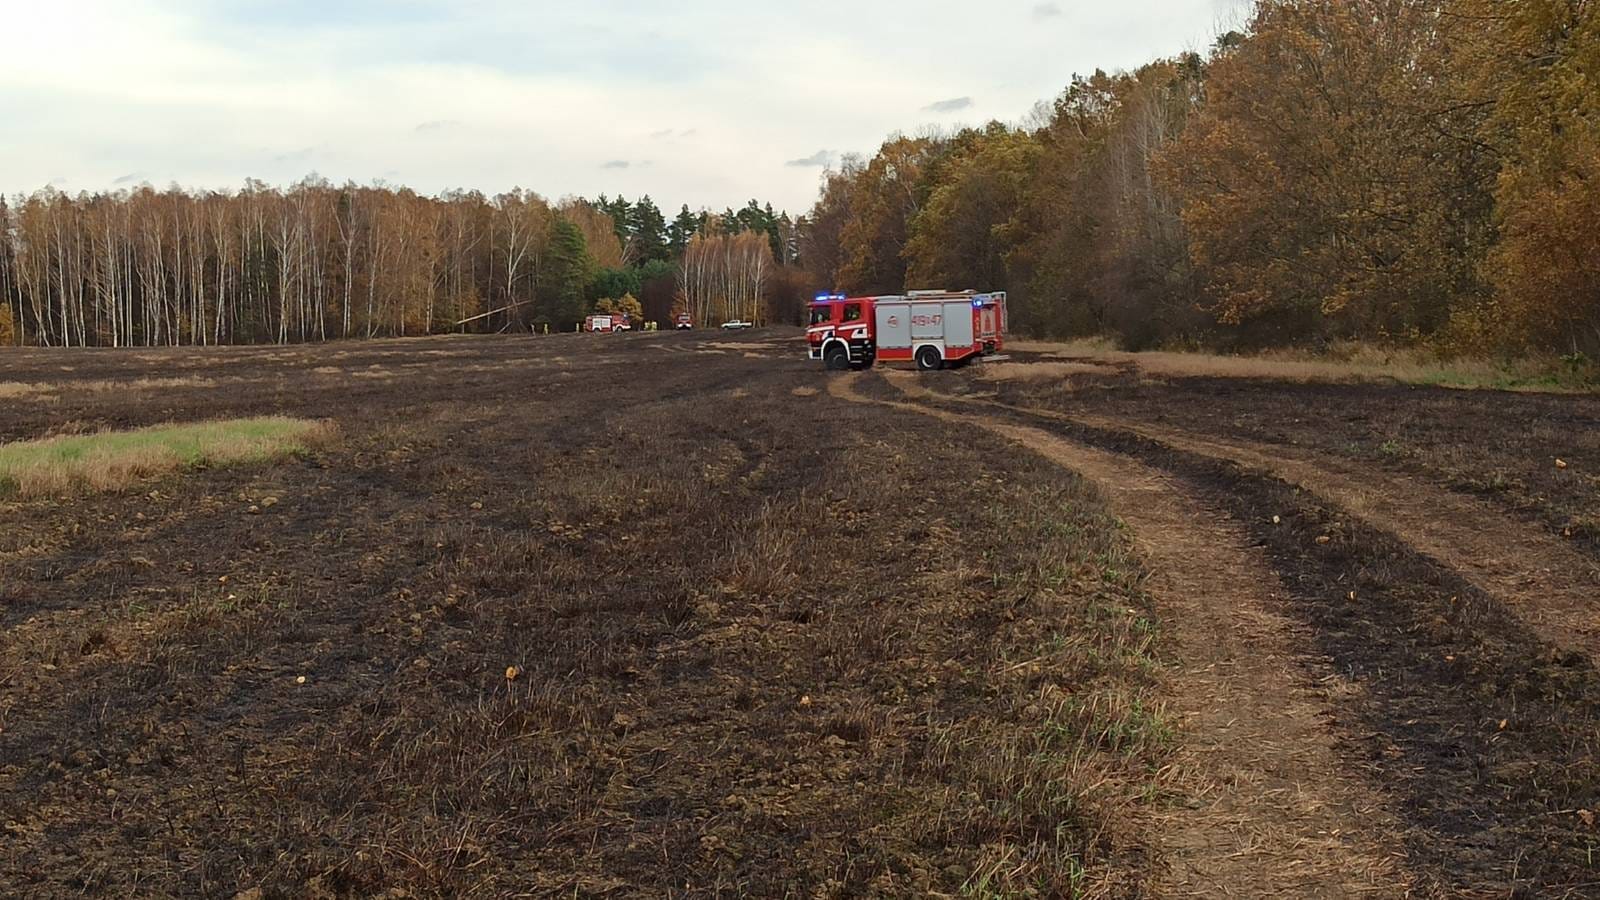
left=810, top=291, right=1003, bottom=305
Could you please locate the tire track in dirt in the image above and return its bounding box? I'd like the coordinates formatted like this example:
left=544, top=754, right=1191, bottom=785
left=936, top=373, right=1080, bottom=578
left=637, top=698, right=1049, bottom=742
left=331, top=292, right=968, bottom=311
left=829, top=373, right=1412, bottom=898
left=916, top=376, right=1600, bottom=666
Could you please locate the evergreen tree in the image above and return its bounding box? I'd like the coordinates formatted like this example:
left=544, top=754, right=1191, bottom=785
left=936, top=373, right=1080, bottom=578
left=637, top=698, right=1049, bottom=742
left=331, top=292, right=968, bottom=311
left=633, top=196, right=669, bottom=263
left=762, top=202, right=783, bottom=262
left=669, top=204, right=700, bottom=257
left=588, top=266, right=643, bottom=304
left=545, top=217, right=593, bottom=327
left=597, top=194, right=634, bottom=251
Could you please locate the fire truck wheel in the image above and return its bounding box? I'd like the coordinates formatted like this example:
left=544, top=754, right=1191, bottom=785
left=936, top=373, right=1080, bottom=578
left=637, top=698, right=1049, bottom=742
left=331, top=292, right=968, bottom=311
left=915, top=346, right=944, bottom=371
left=823, top=344, right=851, bottom=371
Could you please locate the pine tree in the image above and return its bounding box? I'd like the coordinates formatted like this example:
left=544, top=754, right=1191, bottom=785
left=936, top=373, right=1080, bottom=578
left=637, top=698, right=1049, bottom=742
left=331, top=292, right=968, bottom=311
left=669, top=204, right=700, bottom=257
left=633, top=196, right=669, bottom=263
left=545, top=217, right=592, bottom=327
left=762, top=202, right=784, bottom=263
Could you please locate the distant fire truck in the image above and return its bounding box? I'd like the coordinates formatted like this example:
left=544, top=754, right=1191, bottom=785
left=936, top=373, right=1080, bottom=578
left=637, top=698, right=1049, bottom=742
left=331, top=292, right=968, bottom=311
left=585, top=314, right=632, bottom=333
left=675, top=312, right=694, bottom=330
left=807, top=290, right=1006, bottom=371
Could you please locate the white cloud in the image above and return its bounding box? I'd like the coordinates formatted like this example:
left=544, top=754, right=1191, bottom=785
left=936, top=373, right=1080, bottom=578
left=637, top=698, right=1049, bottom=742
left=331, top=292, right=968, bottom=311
left=785, top=151, right=834, bottom=168
left=0, top=0, right=1238, bottom=212
left=923, top=97, right=974, bottom=114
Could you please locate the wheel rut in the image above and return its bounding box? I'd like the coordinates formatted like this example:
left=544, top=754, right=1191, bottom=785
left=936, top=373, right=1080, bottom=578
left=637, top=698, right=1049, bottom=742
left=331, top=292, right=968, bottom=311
left=829, top=373, right=1413, bottom=898
left=909, top=374, right=1600, bottom=666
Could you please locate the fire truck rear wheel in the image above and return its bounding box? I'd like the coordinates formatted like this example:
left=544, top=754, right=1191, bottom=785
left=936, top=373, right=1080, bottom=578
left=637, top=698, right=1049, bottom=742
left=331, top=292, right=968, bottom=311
left=823, top=345, right=850, bottom=371
left=915, top=346, right=944, bottom=371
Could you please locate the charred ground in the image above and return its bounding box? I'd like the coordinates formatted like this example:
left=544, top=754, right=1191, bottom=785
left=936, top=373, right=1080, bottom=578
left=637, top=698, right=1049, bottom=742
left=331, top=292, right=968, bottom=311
left=1, top=333, right=1163, bottom=897
left=1, top=332, right=1598, bottom=897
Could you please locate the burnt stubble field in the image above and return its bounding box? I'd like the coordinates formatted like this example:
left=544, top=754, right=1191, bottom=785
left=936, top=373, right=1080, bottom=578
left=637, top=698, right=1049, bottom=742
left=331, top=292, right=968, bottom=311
left=0, top=332, right=1163, bottom=897
left=3, top=331, right=1599, bottom=898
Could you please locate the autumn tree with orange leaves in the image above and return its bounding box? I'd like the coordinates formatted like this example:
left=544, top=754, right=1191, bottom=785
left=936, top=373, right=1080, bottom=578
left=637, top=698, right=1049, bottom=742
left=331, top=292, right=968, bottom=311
left=800, top=0, right=1599, bottom=355
left=836, top=136, right=939, bottom=295
left=1158, top=0, right=1495, bottom=345
left=1451, top=0, right=1600, bottom=353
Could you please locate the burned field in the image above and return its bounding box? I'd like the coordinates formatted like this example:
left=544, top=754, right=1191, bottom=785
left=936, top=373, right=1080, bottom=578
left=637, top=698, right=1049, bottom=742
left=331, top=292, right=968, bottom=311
left=1, top=333, right=1163, bottom=897
left=2, top=332, right=1598, bottom=897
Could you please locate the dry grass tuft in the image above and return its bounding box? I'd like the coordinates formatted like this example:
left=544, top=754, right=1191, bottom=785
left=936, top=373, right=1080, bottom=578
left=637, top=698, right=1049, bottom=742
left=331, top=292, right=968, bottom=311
left=83, top=376, right=216, bottom=392
left=1132, top=349, right=1502, bottom=386
left=705, top=341, right=785, bottom=352
left=0, top=376, right=216, bottom=400
left=977, top=360, right=1108, bottom=383
left=0, top=417, right=335, bottom=496
left=1009, top=337, right=1121, bottom=357
left=0, top=382, right=50, bottom=399
left=1012, top=339, right=1598, bottom=392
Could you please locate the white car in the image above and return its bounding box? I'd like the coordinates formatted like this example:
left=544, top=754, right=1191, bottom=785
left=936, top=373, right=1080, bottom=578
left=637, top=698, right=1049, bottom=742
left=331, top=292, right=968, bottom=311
left=720, top=320, right=754, bottom=330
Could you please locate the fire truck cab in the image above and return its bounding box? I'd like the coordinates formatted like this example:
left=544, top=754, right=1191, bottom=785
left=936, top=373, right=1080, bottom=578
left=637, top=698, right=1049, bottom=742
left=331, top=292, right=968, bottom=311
left=807, top=290, right=1006, bottom=371
left=806, top=293, right=879, bottom=370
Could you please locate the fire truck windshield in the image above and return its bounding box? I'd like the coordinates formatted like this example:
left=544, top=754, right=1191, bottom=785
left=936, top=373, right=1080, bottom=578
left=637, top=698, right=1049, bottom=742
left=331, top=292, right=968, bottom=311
left=809, top=306, right=832, bottom=326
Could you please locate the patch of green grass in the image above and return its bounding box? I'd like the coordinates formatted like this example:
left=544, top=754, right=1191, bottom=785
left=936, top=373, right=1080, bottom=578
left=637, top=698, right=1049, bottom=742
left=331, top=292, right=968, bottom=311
left=0, top=417, right=333, bottom=496
left=1395, top=354, right=1599, bottom=393
left=1378, top=439, right=1410, bottom=460
left=918, top=480, right=1169, bottom=896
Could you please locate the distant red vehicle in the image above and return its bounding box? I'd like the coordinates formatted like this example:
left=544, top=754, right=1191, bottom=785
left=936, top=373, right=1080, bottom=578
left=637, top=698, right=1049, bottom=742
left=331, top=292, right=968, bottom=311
left=806, top=290, right=1006, bottom=371
left=675, top=313, right=693, bottom=330
left=585, top=314, right=632, bottom=333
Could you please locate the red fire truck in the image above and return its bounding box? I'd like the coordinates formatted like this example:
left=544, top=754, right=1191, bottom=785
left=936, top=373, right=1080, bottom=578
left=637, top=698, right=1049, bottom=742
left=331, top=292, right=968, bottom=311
left=585, top=314, right=632, bottom=333
left=807, top=290, right=1006, bottom=370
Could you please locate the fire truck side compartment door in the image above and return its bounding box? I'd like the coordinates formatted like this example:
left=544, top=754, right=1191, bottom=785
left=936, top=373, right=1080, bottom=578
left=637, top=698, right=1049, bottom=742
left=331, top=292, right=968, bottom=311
left=943, top=302, right=974, bottom=347
left=909, top=305, right=944, bottom=342
left=875, top=303, right=911, bottom=349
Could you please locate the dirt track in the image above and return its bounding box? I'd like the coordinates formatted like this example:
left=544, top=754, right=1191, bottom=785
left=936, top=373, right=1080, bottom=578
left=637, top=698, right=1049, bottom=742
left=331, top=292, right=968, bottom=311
left=899, top=356, right=1600, bottom=896
left=915, top=372, right=1600, bottom=665
left=3, top=331, right=1599, bottom=897
left=832, top=373, right=1410, bottom=897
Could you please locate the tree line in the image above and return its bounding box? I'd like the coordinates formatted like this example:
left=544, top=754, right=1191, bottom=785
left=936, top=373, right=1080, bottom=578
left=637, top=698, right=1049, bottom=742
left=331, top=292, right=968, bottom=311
left=797, top=0, right=1600, bottom=354
left=0, top=180, right=804, bottom=347
left=9, top=0, right=1588, bottom=353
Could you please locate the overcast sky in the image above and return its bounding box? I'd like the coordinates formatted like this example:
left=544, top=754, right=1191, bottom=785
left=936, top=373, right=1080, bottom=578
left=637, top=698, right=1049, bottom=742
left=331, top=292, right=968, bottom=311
left=2, top=0, right=1247, bottom=214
